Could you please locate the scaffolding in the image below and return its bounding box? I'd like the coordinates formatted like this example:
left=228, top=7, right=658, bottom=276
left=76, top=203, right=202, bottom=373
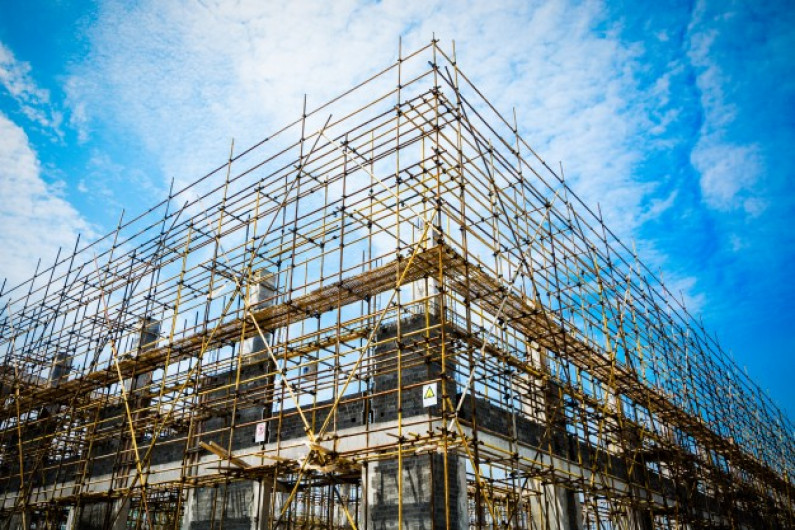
left=0, top=40, right=792, bottom=530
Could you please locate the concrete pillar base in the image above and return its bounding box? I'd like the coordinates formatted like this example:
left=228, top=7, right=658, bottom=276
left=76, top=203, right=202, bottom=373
left=181, top=481, right=267, bottom=530
left=73, top=501, right=115, bottom=530
left=529, top=483, right=583, bottom=530
left=362, top=452, right=467, bottom=530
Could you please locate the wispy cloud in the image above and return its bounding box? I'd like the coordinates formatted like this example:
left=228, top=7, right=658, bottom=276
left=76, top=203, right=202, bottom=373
left=686, top=0, right=768, bottom=217
left=0, top=112, right=92, bottom=288
left=0, top=41, right=62, bottom=135
left=63, top=1, right=695, bottom=262
left=692, top=141, right=764, bottom=214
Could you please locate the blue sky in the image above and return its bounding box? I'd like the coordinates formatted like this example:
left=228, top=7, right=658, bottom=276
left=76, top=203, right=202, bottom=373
left=1, top=0, right=793, bottom=418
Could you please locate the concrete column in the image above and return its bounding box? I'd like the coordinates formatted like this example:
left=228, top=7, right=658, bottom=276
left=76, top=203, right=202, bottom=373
left=250, top=270, right=278, bottom=530
left=69, top=318, right=161, bottom=530
left=515, top=342, right=569, bottom=454
left=365, top=308, right=469, bottom=529
left=242, top=270, right=276, bottom=361
left=625, top=504, right=653, bottom=530
left=75, top=500, right=114, bottom=530
left=625, top=429, right=654, bottom=530
left=253, top=475, right=278, bottom=530
left=48, top=349, right=71, bottom=386
left=2, top=334, right=78, bottom=529
left=181, top=270, right=276, bottom=530
left=0, top=513, right=25, bottom=530
left=64, top=506, right=76, bottom=530
left=516, top=343, right=583, bottom=530
left=182, top=481, right=261, bottom=530
left=410, top=276, right=440, bottom=318
left=110, top=500, right=131, bottom=530
left=333, top=483, right=353, bottom=527
left=363, top=452, right=468, bottom=529
left=514, top=341, right=549, bottom=423
left=122, top=316, right=160, bottom=396
left=111, top=317, right=161, bottom=530
left=528, top=482, right=583, bottom=530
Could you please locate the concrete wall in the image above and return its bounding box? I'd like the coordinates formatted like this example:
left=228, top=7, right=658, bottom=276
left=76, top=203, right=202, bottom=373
left=363, top=453, right=467, bottom=530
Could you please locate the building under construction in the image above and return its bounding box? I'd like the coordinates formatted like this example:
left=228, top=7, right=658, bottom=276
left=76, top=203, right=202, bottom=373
left=0, top=40, right=792, bottom=530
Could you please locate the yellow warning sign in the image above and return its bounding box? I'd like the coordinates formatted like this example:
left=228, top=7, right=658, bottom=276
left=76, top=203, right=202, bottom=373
left=422, top=383, right=437, bottom=407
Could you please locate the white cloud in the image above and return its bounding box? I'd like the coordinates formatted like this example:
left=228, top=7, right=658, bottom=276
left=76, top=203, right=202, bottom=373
left=64, top=0, right=669, bottom=240
left=64, top=78, right=90, bottom=143
left=0, top=112, right=92, bottom=289
left=663, top=273, right=706, bottom=316
left=686, top=0, right=766, bottom=217
left=691, top=141, right=764, bottom=213
left=0, top=41, right=62, bottom=134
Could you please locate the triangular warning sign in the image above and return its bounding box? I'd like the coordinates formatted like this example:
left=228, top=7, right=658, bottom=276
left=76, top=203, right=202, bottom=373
left=423, top=383, right=438, bottom=407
